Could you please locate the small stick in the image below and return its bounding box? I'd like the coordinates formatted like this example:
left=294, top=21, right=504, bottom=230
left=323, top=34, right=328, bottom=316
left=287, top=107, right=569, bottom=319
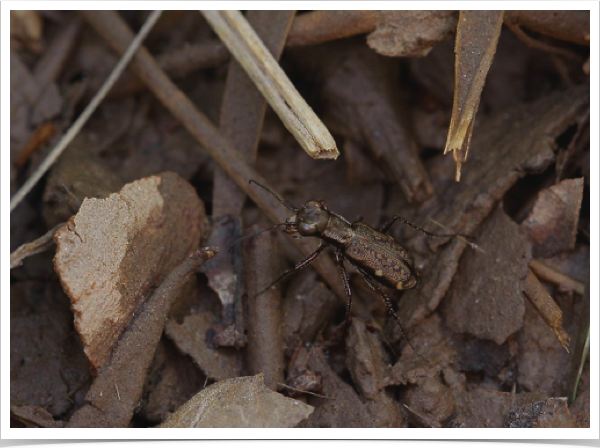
left=10, top=222, right=66, bottom=269
left=278, top=383, right=335, bottom=400
left=10, top=11, right=163, bottom=213
left=201, top=10, right=339, bottom=160
left=529, top=259, right=585, bottom=296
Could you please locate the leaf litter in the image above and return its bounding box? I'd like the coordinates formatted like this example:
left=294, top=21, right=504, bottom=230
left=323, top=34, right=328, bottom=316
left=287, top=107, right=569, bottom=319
left=9, top=10, right=589, bottom=428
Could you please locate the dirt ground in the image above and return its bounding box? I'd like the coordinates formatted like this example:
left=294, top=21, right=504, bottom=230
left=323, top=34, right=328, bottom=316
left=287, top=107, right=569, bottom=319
left=9, top=10, right=590, bottom=428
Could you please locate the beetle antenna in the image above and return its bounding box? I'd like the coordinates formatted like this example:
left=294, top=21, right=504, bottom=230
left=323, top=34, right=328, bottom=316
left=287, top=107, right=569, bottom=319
left=227, top=222, right=291, bottom=253
left=249, top=180, right=299, bottom=211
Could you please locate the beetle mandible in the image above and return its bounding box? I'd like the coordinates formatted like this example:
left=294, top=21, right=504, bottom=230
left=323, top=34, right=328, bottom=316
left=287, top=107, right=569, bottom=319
left=249, top=180, right=468, bottom=357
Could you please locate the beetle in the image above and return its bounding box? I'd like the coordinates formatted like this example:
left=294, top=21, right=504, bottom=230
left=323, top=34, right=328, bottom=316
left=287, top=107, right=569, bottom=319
left=249, top=180, right=470, bottom=357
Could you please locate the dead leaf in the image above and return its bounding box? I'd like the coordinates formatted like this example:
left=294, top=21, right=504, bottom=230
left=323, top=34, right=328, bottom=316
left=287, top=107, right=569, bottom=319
left=54, top=172, right=205, bottom=371
left=159, top=373, right=313, bottom=428
left=165, top=312, right=241, bottom=381
left=506, top=397, right=574, bottom=428
left=138, top=338, right=206, bottom=424
left=345, top=318, right=404, bottom=427
left=367, top=11, right=457, bottom=57
left=520, top=178, right=584, bottom=258
left=443, top=207, right=530, bottom=345
left=444, top=10, right=504, bottom=181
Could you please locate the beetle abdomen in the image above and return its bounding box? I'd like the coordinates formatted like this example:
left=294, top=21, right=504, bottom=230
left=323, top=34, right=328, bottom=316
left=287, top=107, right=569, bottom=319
left=343, top=222, right=417, bottom=290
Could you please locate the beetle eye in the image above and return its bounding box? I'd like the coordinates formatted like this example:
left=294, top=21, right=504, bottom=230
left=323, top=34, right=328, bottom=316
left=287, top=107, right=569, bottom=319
left=299, top=222, right=317, bottom=235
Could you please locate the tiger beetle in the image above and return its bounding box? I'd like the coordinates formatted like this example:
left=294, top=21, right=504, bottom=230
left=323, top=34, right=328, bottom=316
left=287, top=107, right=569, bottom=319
left=248, top=180, right=472, bottom=359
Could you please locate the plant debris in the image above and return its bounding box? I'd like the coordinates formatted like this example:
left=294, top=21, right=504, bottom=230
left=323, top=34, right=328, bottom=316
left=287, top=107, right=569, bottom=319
left=520, top=178, right=584, bottom=258
left=53, top=172, right=206, bottom=371
left=9, top=10, right=589, bottom=429
left=159, top=374, right=313, bottom=428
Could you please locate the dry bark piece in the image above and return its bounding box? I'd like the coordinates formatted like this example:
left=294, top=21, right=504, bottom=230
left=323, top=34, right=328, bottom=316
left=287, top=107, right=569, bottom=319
left=444, top=10, right=504, bottom=181
left=244, top=227, right=285, bottom=390
left=523, top=268, right=570, bottom=352
left=54, top=172, right=205, bottom=371
left=159, top=374, right=313, bottom=428
left=520, top=178, right=584, bottom=258
left=443, top=207, right=530, bottom=345
left=11, top=281, right=91, bottom=419
left=165, top=312, right=241, bottom=381
left=67, top=248, right=218, bottom=428
left=345, top=318, right=405, bottom=427
left=367, top=11, right=457, bottom=57
left=506, top=397, right=574, bottom=428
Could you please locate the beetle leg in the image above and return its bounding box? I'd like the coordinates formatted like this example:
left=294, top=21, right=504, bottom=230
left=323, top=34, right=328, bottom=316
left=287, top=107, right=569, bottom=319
left=254, top=241, right=328, bottom=297
left=361, top=273, right=429, bottom=362
left=334, top=249, right=353, bottom=326
left=380, top=215, right=466, bottom=239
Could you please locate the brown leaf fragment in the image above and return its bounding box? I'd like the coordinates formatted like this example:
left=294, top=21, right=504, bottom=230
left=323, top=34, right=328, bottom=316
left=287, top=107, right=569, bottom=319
left=297, top=345, right=385, bottom=428
left=10, top=222, right=65, bottom=269
left=159, top=374, right=313, bottom=428
left=443, top=207, right=530, bottom=345
left=282, top=269, right=339, bottom=356
left=506, top=397, right=574, bottom=428
left=10, top=406, right=64, bottom=428
left=520, top=178, right=584, bottom=258
left=67, top=248, right=218, bottom=428
left=54, top=172, right=205, bottom=371
left=137, top=338, right=206, bottom=424
left=445, top=10, right=504, bottom=181
left=165, top=312, right=241, bottom=381
left=367, top=11, right=458, bottom=57
left=452, top=389, right=546, bottom=428
left=517, top=299, right=570, bottom=396
left=523, top=269, right=570, bottom=352
left=403, top=376, right=454, bottom=428
left=427, top=84, right=589, bottom=251
left=345, top=319, right=405, bottom=427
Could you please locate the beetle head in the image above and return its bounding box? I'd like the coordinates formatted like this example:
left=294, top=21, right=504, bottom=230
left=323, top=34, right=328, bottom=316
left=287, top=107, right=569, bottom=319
left=290, top=200, right=330, bottom=237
